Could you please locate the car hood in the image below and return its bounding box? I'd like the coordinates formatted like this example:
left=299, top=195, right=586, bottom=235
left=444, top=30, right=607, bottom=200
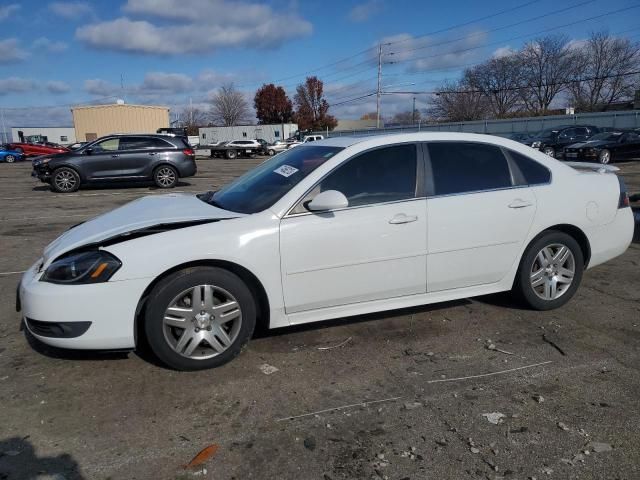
left=43, top=193, right=245, bottom=265
left=566, top=140, right=614, bottom=149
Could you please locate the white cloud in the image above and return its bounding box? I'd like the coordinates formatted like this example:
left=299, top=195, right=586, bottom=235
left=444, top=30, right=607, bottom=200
left=0, top=3, right=20, bottom=21
left=140, top=72, right=193, bottom=93
left=32, top=37, right=68, bottom=53
left=84, top=78, right=119, bottom=96
left=77, top=0, right=313, bottom=55
left=49, top=1, right=92, bottom=19
left=0, top=38, right=28, bottom=63
left=46, top=81, right=71, bottom=94
left=492, top=46, right=514, bottom=58
left=349, top=0, right=382, bottom=22
left=0, top=77, right=36, bottom=94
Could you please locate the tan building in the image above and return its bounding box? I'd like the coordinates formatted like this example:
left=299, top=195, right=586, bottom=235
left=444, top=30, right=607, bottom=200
left=71, top=102, right=170, bottom=142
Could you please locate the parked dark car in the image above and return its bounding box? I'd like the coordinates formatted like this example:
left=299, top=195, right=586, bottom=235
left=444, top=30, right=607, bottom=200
left=563, top=130, right=640, bottom=164
left=529, top=125, right=600, bottom=158
left=497, top=132, right=533, bottom=144
left=32, top=134, right=197, bottom=193
left=9, top=141, right=69, bottom=157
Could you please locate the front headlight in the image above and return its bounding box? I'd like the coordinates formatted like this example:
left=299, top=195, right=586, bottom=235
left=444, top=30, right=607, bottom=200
left=531, top=141, right=541, bottom=148
left=41, top=250, right=121, bottom=284
left=33, top=157, right=51, bottom=166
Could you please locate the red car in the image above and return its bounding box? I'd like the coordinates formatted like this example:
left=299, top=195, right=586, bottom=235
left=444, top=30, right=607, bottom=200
left=8, top=142, right=69, bottom=157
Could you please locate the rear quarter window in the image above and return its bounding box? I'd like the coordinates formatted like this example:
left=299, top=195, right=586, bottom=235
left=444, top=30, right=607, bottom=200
left=508, top=150, right=551, bottom=186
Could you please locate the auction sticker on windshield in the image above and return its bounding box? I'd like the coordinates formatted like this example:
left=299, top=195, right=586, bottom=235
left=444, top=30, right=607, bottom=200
left=274, top=165, right=299, bottom=177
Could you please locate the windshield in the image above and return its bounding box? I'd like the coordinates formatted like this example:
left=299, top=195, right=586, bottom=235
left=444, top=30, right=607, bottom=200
left=588, top=132, right=623, bottom=141
left=532, top=128, right=560, bottom=139
left=207, top=145, right=343, bottom=214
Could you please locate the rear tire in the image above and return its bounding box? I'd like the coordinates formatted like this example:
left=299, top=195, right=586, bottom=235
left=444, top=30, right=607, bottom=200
left=543, top=147, right=555, bottom=157
left=268, top=149, right=275, bottom=156
left=225, top=149, right=237, bottom=159
left=51, top=167, right=80, bottom=193
left=153, top=165, right=178, bottom=188
left=513, top=231, right=584, bottom=310
left=144, top=267, right=256, bottom=371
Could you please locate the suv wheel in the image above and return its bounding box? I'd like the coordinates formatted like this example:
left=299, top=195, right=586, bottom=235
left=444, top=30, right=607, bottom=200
left=51, top=167, right=80, bottom=193
left=144, top=267, right=256, bottom=370
left=153, top=165, right=178, bottom=188
left=513, top=231, right=584, bottom=310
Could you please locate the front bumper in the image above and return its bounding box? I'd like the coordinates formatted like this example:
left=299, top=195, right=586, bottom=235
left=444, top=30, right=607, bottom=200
left=563, top=150, right=598, bottom=161
left=31, top=166, right=51, bottom=182
left=18, top=258, right=151, bottom=350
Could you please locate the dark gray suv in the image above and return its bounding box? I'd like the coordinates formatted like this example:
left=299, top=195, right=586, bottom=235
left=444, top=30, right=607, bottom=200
left=32, top=134, right=197, bottom=193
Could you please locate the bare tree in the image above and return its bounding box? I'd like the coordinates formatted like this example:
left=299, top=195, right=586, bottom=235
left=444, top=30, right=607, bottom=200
left=175, top=105, right=209, bottom=135
left=466, top=54, right=524, bottom=118
left=568, top=32, right=640, bottom=112
left=429, top=78, right=488, bottom=122
left=518, top=35, right=581, bottom=115
left=211, top=83, right=251, bottom=126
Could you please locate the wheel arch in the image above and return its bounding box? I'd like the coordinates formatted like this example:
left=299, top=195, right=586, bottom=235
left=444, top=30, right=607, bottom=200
left=51, top=164, right=85, bottom=182
left=527, top=223, right=591, bottom=267
left=134, top=259, right=270, bottom=347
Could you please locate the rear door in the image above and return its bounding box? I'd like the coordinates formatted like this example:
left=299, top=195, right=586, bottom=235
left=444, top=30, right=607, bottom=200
left=118, top=136, right=174, bottom=177
left=425, top=142, right=537, bottom=292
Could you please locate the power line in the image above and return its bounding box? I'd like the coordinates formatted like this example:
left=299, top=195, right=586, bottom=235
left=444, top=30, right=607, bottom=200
left=385, top=0, right=595, bottom=58
left=385, top=4, right=640, bottom=66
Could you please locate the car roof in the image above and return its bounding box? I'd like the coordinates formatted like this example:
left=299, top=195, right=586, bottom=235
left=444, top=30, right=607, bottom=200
left=314, top=132, right=530, bottom=148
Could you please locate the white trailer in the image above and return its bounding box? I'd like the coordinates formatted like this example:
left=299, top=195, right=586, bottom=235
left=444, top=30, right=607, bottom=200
left=198, top=123, right=298, bottom=145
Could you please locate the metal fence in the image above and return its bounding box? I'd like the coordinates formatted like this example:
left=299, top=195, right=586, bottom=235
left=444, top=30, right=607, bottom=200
left=313, top=110, right=640, bottom=138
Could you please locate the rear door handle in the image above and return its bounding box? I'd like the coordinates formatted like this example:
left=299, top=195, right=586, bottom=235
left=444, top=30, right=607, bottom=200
left=508, top=199, right=532, bottom=209
left=148, top=152, right=157, bottom=155
left=389, top=213, right=418, bottom=224
left=111, top=154, right=119, bottom=158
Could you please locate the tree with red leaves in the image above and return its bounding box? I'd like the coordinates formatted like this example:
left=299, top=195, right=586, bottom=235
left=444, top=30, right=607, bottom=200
left=293, top=76, right=337, bottom=131
left=254, top=84, right=294, bottom=125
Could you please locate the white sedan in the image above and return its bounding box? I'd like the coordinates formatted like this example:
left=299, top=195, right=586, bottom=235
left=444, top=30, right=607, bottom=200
left=18, top=133, right=634, bottom=370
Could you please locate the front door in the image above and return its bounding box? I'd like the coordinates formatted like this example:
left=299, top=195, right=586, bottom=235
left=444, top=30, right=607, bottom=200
left=279, top=144, right=427, bottom=314
left=425, top=142, right=537, bottom=292
left=81, top=137, right=124, bottom=179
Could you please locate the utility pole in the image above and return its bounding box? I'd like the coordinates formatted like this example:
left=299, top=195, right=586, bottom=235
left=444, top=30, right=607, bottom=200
left=376, top=43, right=382, bottom=129
left=412, top=97, right=416, bottom=124
left=0, top=107, right=6, bottom=144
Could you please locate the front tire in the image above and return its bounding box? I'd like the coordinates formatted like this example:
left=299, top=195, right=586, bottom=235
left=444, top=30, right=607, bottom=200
left=153, top=165, right=178, bottom=188
left=513, top=231, right=584, bottom=310
left=598, top=149, right=611, bottom=164
left=268, top=149, right=275, bottom=156
left=5, top=154, right=16, bottom=163
left=225, top=149, right=237, bottom=159
left=543, top=147, right=555, bottom=157
left=51, top=167, right=80, bottom=193
left=144, top=267, right=256, bottom=371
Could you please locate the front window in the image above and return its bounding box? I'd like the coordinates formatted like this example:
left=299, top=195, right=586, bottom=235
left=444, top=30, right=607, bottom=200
left=205, top=146, right=343, bottom=214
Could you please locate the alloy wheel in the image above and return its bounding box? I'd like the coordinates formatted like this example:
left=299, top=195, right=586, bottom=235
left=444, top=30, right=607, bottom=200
left=5, top=155, right=15, bottom=163
left=156, top=167, right=176, bottom=187
left=54, top=170, right=77, bottom=192
left=162, top=285, right=242, bottom=359
left=599, top=150, right=610, bottom=164
left=529, top=243, right=575, bottom=301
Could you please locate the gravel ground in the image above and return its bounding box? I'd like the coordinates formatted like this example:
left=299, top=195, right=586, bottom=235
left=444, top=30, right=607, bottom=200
left=0, top=156, right=639, bottom=480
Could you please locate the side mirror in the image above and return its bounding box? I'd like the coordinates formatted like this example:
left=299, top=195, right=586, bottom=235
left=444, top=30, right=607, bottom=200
left=307, top=190, right=349, bottom=212
left=84, top=148, right=93, bottom=155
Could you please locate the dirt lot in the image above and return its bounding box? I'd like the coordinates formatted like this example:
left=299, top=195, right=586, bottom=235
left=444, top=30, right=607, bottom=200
left=1, top=156, right=639, bottom=480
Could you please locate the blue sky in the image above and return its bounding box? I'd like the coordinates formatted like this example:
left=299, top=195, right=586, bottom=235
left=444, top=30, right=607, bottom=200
left=0, top=0, right=639, bottom=128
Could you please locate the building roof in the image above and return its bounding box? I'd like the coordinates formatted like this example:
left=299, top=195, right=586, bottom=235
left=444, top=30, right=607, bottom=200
left=71, top=103, right=169, bottom=111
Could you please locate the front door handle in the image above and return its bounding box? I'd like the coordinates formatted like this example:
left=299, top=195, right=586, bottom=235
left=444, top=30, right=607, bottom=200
left=508, top=199, right=532, bottom=209
left=111, top=154, right=120, bottom=158
left=148, top=152, right=157, bottom=156
left=389, top=213, right=418, bottom=224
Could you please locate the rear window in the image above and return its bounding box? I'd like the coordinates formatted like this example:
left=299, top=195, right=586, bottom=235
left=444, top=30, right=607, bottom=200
left=427, top=142, right=512, bottom=196
left=509, top=150, right=551, bottom=186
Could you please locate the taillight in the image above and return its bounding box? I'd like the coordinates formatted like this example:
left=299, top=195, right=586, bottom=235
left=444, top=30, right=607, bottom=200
left=183, top=148, right=195, bottom=156
left=617, top=176, right=630, bottom=208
